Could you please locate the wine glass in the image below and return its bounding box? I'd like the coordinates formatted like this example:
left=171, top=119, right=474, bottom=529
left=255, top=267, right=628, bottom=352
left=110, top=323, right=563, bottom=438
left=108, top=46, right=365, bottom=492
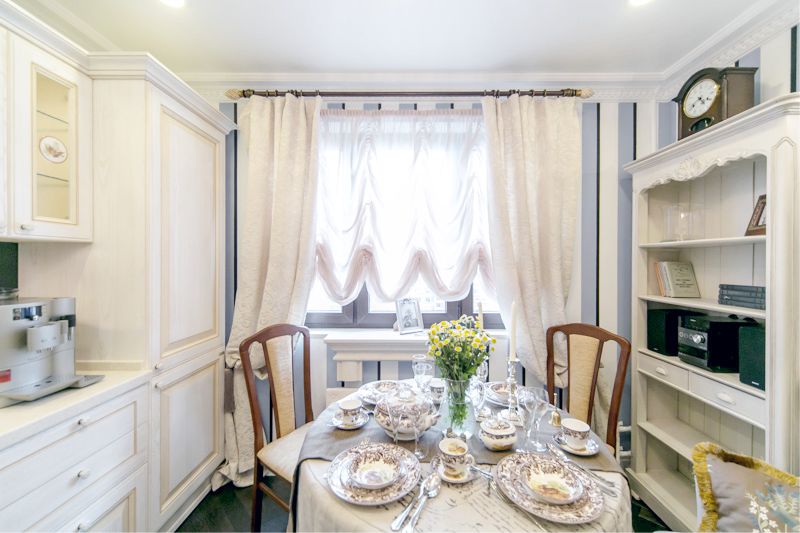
left=516, top=386, right=550, bottom=452
left=409, top=395, right=433, bottom=459
left=471, top=360, right=491, bottom=420
left=379, top=390, right=402, bottom=444
left=412, top=354, right=434, bottom=396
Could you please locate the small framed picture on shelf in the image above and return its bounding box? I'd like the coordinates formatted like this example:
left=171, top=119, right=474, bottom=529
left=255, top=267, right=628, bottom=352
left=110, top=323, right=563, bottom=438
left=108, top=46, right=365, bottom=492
left=395, top=297, right=423, bottom=334
left=745, top=194, right=766, bottom=236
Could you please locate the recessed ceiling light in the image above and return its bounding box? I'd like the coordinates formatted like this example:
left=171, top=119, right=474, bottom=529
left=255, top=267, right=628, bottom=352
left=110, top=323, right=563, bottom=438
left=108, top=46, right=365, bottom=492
left=160, top=0, right=185, bottom=7
left=629, top=0, right=653, bottom=5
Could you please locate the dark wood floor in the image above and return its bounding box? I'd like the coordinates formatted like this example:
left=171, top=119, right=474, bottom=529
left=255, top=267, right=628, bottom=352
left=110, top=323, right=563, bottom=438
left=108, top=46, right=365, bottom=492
left=178, top=478, right=669, bottom=532
left=178, top=478, right=290, bottom=533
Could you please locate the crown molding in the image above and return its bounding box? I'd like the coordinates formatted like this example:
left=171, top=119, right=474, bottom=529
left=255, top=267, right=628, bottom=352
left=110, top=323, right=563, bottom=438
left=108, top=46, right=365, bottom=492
left=0, top=0, right=89, bottom=71
left=88, top=53, right=236, bottom=133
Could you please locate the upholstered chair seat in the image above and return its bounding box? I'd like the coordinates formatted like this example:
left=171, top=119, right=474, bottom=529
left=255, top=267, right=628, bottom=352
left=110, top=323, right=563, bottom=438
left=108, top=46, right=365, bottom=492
left=256, top=422, right=313, bottom=482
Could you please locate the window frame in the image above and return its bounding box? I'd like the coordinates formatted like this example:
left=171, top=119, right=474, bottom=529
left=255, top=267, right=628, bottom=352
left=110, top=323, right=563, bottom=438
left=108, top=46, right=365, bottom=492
left=304, top=286, right=504, bottom=329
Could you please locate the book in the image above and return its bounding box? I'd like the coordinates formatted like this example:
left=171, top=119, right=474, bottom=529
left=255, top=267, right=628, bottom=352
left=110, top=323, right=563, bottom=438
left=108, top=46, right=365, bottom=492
left=719, top=292, right=766, bottom=303
left=718, top=297, right=766, bottom=310
left=654, top=263, right=666, bottom=296
left=719, top=288, right=767, bottom=298
left=719, top=284, right=766, bottom=294
left=657, top=261, right=700, bottom=298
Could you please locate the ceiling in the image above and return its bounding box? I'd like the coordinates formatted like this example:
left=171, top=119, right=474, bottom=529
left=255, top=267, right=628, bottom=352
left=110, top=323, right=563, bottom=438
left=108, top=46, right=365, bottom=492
left=11, top=0, right=772, bottom=80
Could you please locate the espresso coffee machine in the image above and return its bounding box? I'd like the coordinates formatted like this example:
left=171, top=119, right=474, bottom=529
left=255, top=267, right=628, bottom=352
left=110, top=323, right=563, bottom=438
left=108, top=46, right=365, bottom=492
left=0, top=297, right=102, bottom=409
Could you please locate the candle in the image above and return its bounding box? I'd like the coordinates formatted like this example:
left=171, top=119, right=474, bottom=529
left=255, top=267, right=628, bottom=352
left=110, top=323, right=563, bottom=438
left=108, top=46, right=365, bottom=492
left=477, top=301, right=484, bottom=329
left=509, top=301, right=517, bottom=362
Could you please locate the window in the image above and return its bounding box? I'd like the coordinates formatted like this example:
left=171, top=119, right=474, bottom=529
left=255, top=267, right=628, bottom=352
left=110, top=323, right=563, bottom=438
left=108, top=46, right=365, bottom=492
left=306, top=106, right=502, bottom=329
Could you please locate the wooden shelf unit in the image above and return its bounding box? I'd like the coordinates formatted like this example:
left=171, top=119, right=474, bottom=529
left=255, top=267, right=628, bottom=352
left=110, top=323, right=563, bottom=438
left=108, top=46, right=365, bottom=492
left=625, top=94, right=800, bottom=532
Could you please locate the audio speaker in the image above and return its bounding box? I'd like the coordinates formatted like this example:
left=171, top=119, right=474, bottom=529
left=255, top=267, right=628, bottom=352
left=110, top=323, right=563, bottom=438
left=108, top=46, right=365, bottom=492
left=647, top=308, right=703, bottom=356
left=739, top=325, right=765, bottom=391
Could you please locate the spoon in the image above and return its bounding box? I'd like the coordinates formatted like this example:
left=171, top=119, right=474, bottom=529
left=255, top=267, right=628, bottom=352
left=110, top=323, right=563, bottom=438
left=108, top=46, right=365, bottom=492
left=402, top=475, right=441, bottom=533
left=391, top=474, right=433, bottom=531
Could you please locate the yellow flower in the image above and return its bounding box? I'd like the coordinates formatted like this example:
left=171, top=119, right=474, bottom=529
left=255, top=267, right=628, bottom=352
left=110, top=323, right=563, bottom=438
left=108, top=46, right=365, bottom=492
left=491, top=338, right=497, bottom=344
left=454, top=346, right=462, bottom=352
left=435, top=349, right=442, bottom=356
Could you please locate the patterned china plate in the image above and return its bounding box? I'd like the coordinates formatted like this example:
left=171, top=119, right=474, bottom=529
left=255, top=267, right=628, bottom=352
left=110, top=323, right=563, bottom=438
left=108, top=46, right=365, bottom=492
left=495, top=453, right=604, bottom=524
left=431, top=455, right=477, bottom=484
left=553, top=433, right=601, bottom=457
left=485, top=381, right=510, bottom=407
left=329, top=410, right=370, bottom=430
left=358, top=380, right=405, bottom=405
left=519, top=457, right=583, bottom=505
left=327, top=443, right=421, bottom=506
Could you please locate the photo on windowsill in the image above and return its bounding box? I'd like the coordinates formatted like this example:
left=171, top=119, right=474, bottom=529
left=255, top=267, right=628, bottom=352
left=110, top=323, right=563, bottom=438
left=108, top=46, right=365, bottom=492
left=395, top=297, right=423, bottom=334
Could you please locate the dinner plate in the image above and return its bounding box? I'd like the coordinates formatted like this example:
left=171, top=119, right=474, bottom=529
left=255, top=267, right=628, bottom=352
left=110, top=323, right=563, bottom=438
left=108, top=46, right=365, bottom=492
left=326, top=443, right=421, bottom=506
left=485, top=381, right=510, bottom=407
left=495, top=453, right=604, bottom=524
left=553, top=433, right=601, bottom=457
left=358, top=380, right=406, bottom=405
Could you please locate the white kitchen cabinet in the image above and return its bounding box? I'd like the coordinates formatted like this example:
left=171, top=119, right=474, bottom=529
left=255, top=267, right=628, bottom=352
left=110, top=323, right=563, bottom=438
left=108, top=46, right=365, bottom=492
left=5, top=33, right=92, bottom=241
left=149, top=350, right=224, bottom=530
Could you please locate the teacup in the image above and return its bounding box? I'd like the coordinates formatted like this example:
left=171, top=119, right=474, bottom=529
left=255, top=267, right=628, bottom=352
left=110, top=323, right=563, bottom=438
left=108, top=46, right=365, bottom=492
left=338, top=398, right=363, bottom=424
left=438, top=437, right=472, bottom=476
left=561, top=418, right=590, bottom=450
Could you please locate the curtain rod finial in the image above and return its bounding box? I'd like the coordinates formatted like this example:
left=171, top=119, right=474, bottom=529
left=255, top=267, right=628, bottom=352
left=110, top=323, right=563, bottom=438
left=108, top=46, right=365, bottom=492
left=225, top=89, right=243, bottom=100
left=579, top=88, right=594, bottom=99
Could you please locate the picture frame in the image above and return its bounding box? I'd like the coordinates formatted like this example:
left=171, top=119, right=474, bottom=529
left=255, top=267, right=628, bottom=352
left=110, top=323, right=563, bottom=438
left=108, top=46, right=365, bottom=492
left=395, top=297, right=423, bottom=334
left=745, top=194, right=766, bottom=236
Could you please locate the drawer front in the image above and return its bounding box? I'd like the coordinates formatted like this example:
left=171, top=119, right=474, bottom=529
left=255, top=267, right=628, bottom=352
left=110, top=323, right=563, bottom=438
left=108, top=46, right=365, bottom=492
left=0, top=429, right=142, bottom=530
left=689, top=373, right=765, bottom=426
left=639, top=354, right=689, bottom=389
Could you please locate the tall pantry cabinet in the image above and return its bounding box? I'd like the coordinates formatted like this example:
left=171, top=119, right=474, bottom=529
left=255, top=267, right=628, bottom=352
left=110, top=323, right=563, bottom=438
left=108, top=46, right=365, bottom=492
left=17, top=51, right=234, bottom=531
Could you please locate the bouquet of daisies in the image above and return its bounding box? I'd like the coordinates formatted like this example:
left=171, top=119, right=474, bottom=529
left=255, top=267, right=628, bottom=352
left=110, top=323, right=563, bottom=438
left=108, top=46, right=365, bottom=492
left=427, top=315, right=495, bottom=381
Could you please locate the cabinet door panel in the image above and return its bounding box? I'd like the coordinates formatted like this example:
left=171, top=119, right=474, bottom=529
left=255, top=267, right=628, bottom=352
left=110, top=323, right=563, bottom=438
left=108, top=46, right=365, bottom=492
left=149, top=351, right=223, bottom=529
left=9, top=35, right=92, bottom=241
left=149, top=88, right=224, bottom=371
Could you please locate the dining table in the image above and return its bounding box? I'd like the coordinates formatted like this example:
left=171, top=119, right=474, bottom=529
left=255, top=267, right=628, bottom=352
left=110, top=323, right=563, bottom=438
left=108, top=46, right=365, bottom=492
left=289, top=385, right=632, bottom=532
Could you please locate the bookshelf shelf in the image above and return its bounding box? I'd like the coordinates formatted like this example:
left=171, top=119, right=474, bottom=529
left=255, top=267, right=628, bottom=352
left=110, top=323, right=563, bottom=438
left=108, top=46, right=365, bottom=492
left=640, top=235, right=766, bottom=249
left=638, top=295, right=766, bottom=319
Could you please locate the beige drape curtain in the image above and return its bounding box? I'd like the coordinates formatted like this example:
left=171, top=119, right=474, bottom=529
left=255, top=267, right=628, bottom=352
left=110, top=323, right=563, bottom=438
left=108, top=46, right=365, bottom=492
left=482, top=95, right=581, bottom=387
left=213, top=94, right=321, bottom=488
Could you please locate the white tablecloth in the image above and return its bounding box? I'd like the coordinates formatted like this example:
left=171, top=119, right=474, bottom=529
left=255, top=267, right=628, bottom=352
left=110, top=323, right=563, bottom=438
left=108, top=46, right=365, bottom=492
left=294, top=459, right=632, bottom=532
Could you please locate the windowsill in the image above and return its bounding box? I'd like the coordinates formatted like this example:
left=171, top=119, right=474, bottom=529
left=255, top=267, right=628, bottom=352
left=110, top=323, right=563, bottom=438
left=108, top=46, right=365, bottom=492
left=313, top=327, right=508, bottom=348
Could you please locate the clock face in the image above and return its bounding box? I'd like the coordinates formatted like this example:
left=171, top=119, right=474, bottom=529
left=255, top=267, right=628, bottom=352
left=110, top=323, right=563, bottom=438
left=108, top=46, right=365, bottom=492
left=683, top=78, right=720, bottom=119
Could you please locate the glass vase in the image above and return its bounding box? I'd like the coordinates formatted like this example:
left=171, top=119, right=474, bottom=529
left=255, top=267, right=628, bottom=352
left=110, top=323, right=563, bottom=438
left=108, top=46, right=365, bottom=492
left=444, top=378, right=470, bottom=439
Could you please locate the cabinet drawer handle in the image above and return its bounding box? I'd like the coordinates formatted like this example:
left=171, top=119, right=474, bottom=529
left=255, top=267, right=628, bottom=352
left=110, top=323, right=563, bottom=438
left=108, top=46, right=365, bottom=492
left=715, top=392, right=735, bottom=405
left=19, top=224, right=34, bottom=231
left=75, top=523, right=89, bottom=532
left=77, top=417, right=91, bottom=427
left=655, top=366, right=668, bottom=376
left=154, top=362, right=163, bottom=370
left=76, top=469, right=91, bottom=479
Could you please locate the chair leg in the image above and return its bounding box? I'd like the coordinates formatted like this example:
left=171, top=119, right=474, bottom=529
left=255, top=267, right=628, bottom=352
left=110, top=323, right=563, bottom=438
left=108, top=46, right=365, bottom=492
left=251, top=463, right=264, bottom=532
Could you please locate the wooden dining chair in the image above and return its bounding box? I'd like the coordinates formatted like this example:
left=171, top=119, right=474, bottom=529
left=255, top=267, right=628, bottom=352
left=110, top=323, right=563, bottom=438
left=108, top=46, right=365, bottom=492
left=545, top=323, right=631, bottom=452
left=239, top=323, right=314, bottom=532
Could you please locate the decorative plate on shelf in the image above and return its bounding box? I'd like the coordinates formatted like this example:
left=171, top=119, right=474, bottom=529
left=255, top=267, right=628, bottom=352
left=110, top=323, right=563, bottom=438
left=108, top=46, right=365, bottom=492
left=39, top=136, right=67, bottom=164
left=326, top=443, right=420, bottom=506
left=495, top=453, right=604, bottom=524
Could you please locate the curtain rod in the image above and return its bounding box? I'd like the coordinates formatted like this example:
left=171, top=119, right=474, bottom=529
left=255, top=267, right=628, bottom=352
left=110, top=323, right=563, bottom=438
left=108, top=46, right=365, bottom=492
left=224, top=88, right=594, bottom=100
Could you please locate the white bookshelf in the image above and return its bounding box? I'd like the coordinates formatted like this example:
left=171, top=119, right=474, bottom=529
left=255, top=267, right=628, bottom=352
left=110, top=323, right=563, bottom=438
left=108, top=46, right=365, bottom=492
left=625, top=94, right=799, bottom=532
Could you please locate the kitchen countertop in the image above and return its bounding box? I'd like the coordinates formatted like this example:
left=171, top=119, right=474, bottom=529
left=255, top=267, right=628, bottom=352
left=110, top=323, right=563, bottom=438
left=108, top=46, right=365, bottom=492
left=0, top=369, right=151, bottom=449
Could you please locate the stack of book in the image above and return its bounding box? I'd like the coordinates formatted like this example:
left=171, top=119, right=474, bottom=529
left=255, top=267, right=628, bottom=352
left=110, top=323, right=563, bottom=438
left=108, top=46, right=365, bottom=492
left=718, top=284, right=766, bottom=310
left=654, top=261, right=701, bottom=298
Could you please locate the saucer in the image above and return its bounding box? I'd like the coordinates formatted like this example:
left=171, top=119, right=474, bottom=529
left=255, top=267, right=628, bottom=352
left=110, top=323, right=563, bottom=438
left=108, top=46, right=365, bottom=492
left=330, top=410, right=370, bottom=430
left=433, top=454, right=477, bottom=484
left=553, top=433, right=600, bottom=456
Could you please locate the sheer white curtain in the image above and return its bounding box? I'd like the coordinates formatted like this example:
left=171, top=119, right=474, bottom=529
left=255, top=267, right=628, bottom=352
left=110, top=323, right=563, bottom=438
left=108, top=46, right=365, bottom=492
left=315, top=109, right=494, bottom=305
left=483, top=95, right=581, bottom=386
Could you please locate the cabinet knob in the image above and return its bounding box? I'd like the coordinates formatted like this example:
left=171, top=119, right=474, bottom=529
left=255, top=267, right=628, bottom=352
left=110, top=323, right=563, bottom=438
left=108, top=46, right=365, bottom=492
left=19, top=224, right=34, bottom=231
left=76, top=469, right=91, bottom=479
left=715, top=392, right=735, bottom=405
left=75, top=523, right=88, bottom=532
left=77, top=417, right=91, bottom=427
left=154, top=362, right=163, bottom=370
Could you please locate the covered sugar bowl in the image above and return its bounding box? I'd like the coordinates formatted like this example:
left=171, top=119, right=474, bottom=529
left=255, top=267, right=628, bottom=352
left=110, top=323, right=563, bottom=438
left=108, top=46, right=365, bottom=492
left=478, top=417, right=517, bottom=451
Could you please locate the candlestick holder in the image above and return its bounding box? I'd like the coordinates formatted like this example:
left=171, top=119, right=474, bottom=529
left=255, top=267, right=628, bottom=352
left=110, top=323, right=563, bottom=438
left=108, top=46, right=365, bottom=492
left=499, top=359, right=523, bottom=427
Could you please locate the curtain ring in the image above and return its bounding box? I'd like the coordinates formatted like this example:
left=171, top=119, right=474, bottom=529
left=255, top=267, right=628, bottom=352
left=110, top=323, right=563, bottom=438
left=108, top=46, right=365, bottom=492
left=543, top=89, right=548, bottom=98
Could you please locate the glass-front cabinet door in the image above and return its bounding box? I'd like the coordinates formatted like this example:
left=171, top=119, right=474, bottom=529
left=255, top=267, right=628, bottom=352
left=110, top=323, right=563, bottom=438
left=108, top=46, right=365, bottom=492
left=9, top=35, right=92, bottom=241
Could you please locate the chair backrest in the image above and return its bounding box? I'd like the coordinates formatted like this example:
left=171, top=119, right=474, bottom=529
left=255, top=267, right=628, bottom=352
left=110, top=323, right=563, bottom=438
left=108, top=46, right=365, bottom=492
left=238, top=324, right=313, bottom=449
left=545, top=323, right=631, bottom=451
